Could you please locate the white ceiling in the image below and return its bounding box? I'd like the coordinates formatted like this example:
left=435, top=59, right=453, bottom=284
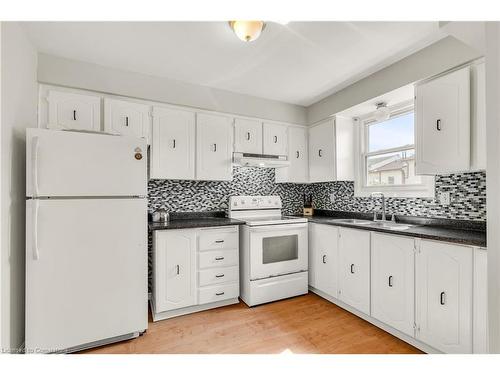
left=21, top=21, right=444, bottom=106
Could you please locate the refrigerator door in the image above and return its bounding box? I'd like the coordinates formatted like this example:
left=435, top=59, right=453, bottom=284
left=25, top=198, right=147, bottom=353
left=26, top=128, right=146, bottom=198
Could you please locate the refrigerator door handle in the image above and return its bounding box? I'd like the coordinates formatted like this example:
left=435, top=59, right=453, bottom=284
left=33, top=200, right=40, bottom=260
left=32, top=136, right=40, bottom=196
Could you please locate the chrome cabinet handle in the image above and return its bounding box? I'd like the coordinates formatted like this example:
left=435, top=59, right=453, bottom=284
left=73, top=110, right=77, bottom=121
left=215, top=274, right=225, bottom=278
left=274, top=135, right=278, bottom=143
left=176, top=265, right=180, bottom=275
left=318, top=149, right=323, bottom=157
left=215, top=256, right=224, bottom=261
left=388, top=275, right=393, bottom=287
left=125, top=116, right=129, bottom=127
left=215, top=240, right=224, bottom=243
left=350, top=264, right=355, bottom=274
left=296, top=151, right=300, bottom=158
left=216, top=292, right=225, bottom=296
left=213, top=143, right=217, bottom=152
left=436, top=119, right=442, bottom=131
left=246, top=132, right=251, bottom=141
left=322, top=255, right=327, bottom=264
left=440, top=291, right=446, bottom=305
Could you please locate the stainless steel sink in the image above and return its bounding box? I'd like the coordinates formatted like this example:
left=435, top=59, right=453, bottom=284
left=328, top=218, right=373, bottom=225
left=369, top=221, right=414, bottom=231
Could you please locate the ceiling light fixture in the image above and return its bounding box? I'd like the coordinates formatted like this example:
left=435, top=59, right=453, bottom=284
left=374, top=102, right=390, bottom=122
left=229, top=21, right=266, bottom=42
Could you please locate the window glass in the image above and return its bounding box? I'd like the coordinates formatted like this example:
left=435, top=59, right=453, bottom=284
left=368, top=112, right=415, bottom=152
left=366, top=149, right=422, bottom=186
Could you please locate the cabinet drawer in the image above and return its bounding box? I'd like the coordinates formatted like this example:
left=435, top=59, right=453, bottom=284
left=198, top=283, right=239, bottom=305
left=199, top=249, right=238, bottom=269
left=198, top=227, right=238, bottom=251
left=198, top=266, right=239, bottom=287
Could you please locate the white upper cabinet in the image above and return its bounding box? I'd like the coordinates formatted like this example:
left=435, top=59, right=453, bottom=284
left=263, top=122, right=288, bottom=156
left=415, top=240, right=473, bottom=353
left=473, top=248, right=488, bottom=353
left=308, top=223, right=339, bottom=297
left=153, top=230, right=196, bottom=313
left=104, top=98, right=151, bottom=142
left=275, top=126, right=309, bottom=183
left=234, top=118, right=263, bottom=154
left=47, top=90, right=101, bottom=132
left=309, top=116, right=354, bottom=183
left=196, top=113, right=233, bottom=181
left=371, top=233, right=415, bottom=337
left=338, top=227, right=371, bottom=315
left=415, top=66, right=471, bottom=175
left=151, top=106, right=195, bottom=180
left=471, top=62, right=486, bottom=171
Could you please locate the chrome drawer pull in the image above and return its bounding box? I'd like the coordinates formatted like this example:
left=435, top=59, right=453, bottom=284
left=215, top=274, right=225, bottom=278
left=215, top=240, right=225, bottom=243
left=215, top=256, right=225, bottom=261
left=216, top=292, right=225, bottom=296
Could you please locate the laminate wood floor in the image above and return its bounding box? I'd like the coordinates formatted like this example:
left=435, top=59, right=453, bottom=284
left=82, top=293, right=422, bottom=354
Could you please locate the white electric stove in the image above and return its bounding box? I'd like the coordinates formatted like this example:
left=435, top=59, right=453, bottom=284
left=229, top=196, right=309, bottom=307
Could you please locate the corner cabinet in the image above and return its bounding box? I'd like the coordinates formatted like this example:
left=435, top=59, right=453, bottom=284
left=47, top=90, right=101, bottom=132
left=153, top=229, right=197, bottom=312
left=308, top=116, right=354, bottom=183
left=196, top=113, right=233, bottom=181
left=415, top=239, right=473, bottom=353
left=415, top=66, right=471, bottom=175
left=275, top=126, right=309, bottom=183
left=152, top=226, right=240, bottom=321
left=371, top=233, right=415, bottom=337
left=151, top=106, right=196, bottom=180
left=104, top=98, right=151, bottom=142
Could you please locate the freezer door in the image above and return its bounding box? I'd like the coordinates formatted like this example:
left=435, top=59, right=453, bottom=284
left=26, top=128, right=146, bottom=197
left=25, top=198, right=147, bottom=353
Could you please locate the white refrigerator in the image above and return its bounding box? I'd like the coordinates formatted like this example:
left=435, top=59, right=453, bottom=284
left=25, top=128, right=148, bottom=353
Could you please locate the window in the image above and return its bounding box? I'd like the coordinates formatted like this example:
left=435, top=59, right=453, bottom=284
left=355, top=105, right=434, bottom=197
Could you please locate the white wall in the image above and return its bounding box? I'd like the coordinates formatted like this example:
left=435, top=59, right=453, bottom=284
left=0, top=22, right=38, bottom=352
left=37, top=53, right=307, bottom=125
left=307, top=36, right=481, bottom=124
left=485, top=22, right=500, bottom=354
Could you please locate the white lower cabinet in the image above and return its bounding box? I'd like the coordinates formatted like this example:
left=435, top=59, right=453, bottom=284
left=308, top=223, right=338, bottom=297
left=152, top=226, right=239, bottom=321
left=415, top=240, right=473, bottom=353
left=338, top=228, right=371, bottom=315
left=473, top=248, right=488, bottom=353
left=371, top=233, right=415, bottom=337
left=153, top=229, right=196, bottom=312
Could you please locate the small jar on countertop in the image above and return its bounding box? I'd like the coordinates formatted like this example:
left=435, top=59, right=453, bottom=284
left=152, top=209, right=169, bottom=223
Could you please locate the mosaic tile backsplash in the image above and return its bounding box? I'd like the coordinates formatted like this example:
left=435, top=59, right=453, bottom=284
left=148, top=168, right=486, bottom=221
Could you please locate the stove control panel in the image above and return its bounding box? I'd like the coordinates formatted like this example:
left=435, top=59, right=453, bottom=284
left=229, top=195, right=282, bottom=210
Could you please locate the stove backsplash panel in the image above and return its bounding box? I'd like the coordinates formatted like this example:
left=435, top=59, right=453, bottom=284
left=148, top=168, right=486, bottom=221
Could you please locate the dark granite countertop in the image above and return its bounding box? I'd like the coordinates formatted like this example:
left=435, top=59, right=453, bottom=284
left=149, top=211, right=245, bottom=231
left=296, top=210, right=486, bottom=248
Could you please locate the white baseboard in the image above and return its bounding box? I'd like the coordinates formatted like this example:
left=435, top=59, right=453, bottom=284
left=309, top=287, right=441, bottom=354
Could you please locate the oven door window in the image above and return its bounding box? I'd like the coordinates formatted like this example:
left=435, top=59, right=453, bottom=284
left=262, top=235, right=299, bottom=264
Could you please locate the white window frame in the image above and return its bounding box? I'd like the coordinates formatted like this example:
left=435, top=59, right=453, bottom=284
left=354, top=101, right=435, bottom=198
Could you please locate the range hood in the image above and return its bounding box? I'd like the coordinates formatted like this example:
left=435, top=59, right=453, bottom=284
left=233, top=152, right=290, bottom=168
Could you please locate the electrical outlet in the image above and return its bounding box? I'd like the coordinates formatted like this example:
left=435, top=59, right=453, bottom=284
left=439, top=192, right=451, bottom=205
left=330, top=193, right=335, bottom=202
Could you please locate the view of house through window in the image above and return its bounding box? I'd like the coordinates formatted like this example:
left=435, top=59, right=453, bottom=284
left=365, top=111, right=422, bottom=186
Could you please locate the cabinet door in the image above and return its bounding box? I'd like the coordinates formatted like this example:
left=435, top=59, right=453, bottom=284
left=47, top=90, right=101, bottom=131
left=263, top=123, right=287, bottom=156
left=275, top=127, right=308, bottom=183
left=371, top=233, right=415, bottom=336
left=416, top=66, right=470, bottom=174
left=308, top=119, right=335, bottom=182
left=416, top=240, right=473, bottom=353
left=309, top=223, right=338, bottom=297
left=104, top=98, right=151, bottom=142
left=153, top=230, right=196, bottom=312
left=338, top=227, right=370, bottom=315
left=151, top=106, right=195, bottom=180
left=196, top=113, right=233, bottom=181
left=234, top=118, right=262, bottom=154
left=473, top=248, right=488, bottom=353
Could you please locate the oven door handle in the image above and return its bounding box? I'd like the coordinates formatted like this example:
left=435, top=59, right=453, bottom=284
left=248, top=223, right=308, bottom=232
